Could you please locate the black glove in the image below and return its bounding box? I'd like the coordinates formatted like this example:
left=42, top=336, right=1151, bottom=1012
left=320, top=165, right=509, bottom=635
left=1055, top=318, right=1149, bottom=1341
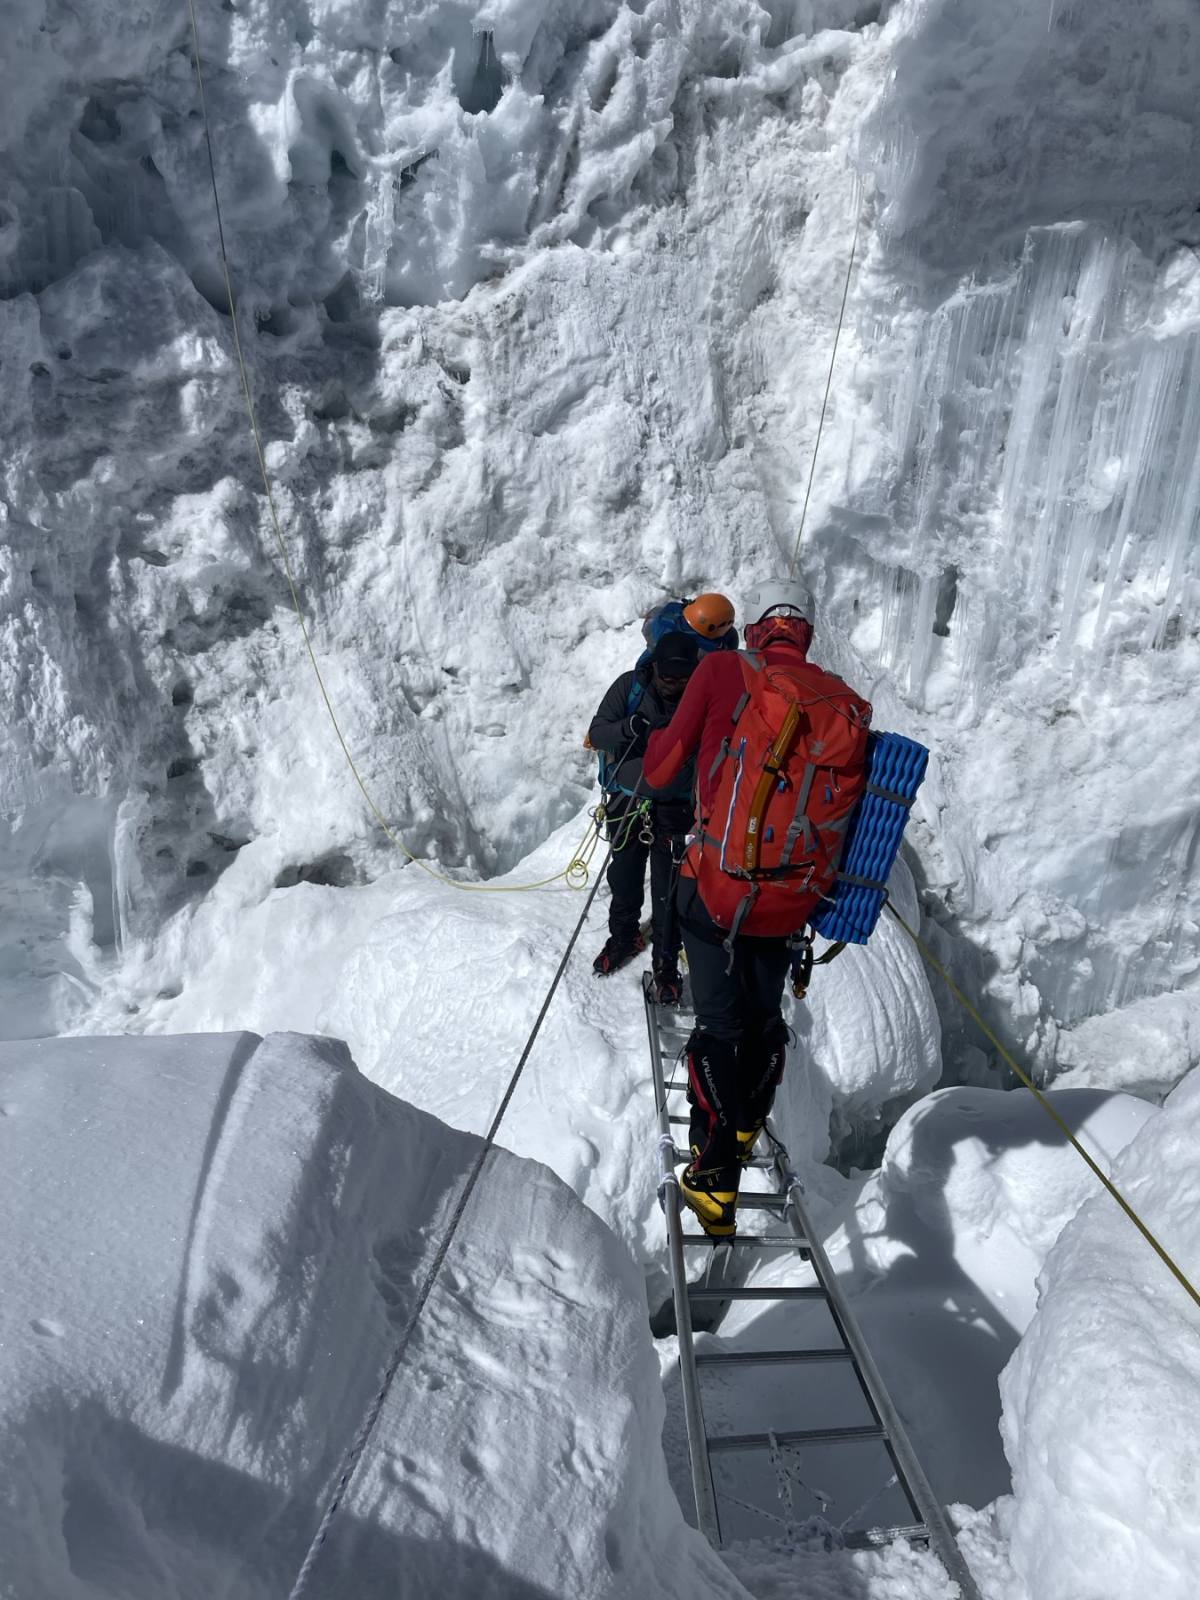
left=622, top=713, right=651, bottom=743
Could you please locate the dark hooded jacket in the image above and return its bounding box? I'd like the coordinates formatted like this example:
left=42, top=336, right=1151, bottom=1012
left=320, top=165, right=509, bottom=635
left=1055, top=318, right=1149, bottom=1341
left=588, top=665, right=697, bottom=833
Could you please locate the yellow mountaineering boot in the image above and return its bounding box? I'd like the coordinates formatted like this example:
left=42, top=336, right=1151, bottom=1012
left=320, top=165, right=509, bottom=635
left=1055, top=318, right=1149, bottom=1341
left=735, top=1125, right=764, bottom=1165
left=679, top=1150, right=739, bottom=1239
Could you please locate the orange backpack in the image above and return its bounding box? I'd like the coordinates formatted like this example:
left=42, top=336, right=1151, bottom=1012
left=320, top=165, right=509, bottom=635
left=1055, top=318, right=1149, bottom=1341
left=688, top=652, right=872, bottom=940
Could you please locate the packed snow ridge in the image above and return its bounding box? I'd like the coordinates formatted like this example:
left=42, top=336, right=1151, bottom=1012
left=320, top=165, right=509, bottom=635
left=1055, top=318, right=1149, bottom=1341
left=3, top=0, right=1200, bottom=1597
left=0, top=1030, right=741, bottom=1599
left=3, top=1029, right=1198, bottom=1599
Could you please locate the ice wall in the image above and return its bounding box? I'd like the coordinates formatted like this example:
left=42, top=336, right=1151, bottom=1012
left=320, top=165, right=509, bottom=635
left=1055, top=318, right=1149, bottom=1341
left=3, top=0, right=1199, bottom=1094
left=792, top=0, right=1200, bottom=1074
left=853, top=224, right=1200, bottom=705
left=1, top=0, right=806, bottom=1032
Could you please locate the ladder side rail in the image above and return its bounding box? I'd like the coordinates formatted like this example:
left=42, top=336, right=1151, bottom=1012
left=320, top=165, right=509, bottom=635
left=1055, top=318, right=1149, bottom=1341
left=771, top=1139, right=921, bottom=1517
left=645, top=981, right=722, bottom=1547
left=771, top=1140, right=984, bottom=1600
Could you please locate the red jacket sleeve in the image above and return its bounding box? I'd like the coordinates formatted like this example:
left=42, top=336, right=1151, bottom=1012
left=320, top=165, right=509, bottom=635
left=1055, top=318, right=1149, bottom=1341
left=643, top=654, right=717, bottom=790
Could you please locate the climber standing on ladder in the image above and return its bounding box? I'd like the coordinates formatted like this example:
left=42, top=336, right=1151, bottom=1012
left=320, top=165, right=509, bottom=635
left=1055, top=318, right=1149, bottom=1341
left=588, top=632, right=702, bottom=1003
left=643, top=580, right=872, bottom=1236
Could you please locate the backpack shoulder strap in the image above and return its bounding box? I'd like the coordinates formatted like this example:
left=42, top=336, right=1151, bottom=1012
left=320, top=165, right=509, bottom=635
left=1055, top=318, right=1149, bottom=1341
left=730, top=651, right=763, bottom=725
left=626, top=664, right=652, bottom=716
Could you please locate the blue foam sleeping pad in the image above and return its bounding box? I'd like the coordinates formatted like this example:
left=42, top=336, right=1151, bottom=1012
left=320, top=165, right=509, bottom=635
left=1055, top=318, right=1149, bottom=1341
left=810, top=731, right=929, bottom=945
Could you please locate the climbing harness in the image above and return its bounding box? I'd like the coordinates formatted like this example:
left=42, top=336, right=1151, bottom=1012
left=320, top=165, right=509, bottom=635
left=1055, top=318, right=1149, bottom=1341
left=637, top=805, right=655, bottom=847
left=886, top=901, right=1200, bottom=1315
left=789, top=181, right=862, bottom=575
left=600, top=796, right=654, bottom=854
left=283, top=851, right=613, bottom=1600
left=644, top=973, right=983, bottom=1598
left=185, top=1, right=596, bottom=896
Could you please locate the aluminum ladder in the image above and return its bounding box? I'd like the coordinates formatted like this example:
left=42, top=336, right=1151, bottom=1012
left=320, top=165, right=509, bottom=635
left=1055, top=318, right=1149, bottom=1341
left=644, top=974, right=982, bottom=1597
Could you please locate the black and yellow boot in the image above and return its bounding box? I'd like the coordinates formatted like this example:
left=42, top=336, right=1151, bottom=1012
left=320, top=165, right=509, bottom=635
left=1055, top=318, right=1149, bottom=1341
left=737, top=1018, right=791, bottom=1162
left=735, top=1124, right=764, bottom=1165
left=683, top=1030, right=741, bottom=1234
left=679, top=1152, right=739, bottom=1238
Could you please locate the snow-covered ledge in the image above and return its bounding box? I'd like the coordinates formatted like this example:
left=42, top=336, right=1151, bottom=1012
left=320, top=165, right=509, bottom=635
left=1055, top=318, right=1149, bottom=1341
left=0, top=1030, right=737, bottom=1599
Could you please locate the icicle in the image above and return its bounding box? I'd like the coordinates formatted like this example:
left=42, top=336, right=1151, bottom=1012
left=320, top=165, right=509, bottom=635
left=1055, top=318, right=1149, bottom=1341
left=357, top=171, right=396, bottom=307
left=864, top=219, right=1200, bottom=709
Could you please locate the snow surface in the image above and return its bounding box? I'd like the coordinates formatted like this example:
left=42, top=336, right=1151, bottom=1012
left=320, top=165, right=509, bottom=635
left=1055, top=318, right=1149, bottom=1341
left=962, top=1067, right=1200, bottom=1600
left=822, top=1084, right=1156, bottom=1510
left=0, top=1029, right=739, bottom=1600
left=5, top=0, right=1200, bottom=1594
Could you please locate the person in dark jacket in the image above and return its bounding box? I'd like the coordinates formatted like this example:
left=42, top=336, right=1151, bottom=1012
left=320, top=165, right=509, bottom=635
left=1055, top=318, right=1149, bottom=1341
left=587, top=632, right=700, bottom=1003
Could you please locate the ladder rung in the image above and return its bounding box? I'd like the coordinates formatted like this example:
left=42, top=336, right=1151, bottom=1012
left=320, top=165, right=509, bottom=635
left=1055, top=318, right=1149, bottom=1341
left=668, top=1114, right=690, bottom=1125
left=681, top=1235, right=806, bottom=1251
left=735, top=1193, right=789, bottom=1211
left=672, top=1145, right=793, bottom=1176
left=843, top=1524, right=929, bottom=1550
left=695, top=1347, right=851, bottom=1366
left=672, top=1144, right=800, bottom=1189
left=688, top=1285, right=825, bottom=1302
left=707, top=1423, right=885, bottom=1453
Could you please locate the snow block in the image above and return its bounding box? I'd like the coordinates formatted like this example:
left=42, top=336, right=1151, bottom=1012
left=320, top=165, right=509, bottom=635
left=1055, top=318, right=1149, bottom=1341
left=0, top=1030, right=739, bottom=1600
left=810, top=732, right=929, bottom=945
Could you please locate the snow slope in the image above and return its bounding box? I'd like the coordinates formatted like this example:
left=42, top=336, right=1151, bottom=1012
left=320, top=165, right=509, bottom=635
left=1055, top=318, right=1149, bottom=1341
left=76, top=815, right=938, bottom=1288
left=823, top=1083, right=1156, bottom=1510
left=993, top=1066, right=1200, bottom=1600
left=0, top=1028, right=738, bottom=1599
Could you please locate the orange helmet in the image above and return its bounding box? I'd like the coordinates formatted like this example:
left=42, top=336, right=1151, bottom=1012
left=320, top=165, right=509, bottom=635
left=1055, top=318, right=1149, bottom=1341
left=683, top=592, right=735, bottom=639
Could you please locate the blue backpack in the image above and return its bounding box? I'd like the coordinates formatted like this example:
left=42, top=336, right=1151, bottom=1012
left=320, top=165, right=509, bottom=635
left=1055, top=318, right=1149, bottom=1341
left=642, top=600, right=691, bottom=650
left=636, top=598, right=736, bottom=669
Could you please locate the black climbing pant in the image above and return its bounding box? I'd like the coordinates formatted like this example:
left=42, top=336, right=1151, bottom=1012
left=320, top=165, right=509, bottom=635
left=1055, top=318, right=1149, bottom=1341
left=677, top=875, right=792, bottom=1044
left=605, top=810, right=685, bottom=961
left=677, top=874, right=795, bottom=1170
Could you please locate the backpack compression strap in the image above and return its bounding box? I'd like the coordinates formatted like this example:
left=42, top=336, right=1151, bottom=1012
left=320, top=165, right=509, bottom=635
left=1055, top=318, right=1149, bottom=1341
left=737, top=653, right=805, bottom=874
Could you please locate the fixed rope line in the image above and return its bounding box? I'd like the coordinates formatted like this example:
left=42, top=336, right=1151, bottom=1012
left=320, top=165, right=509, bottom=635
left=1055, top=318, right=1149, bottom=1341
left=885, top=901, right=1200, bottom=1315
left=185, top=0, right=593, bottom=895
left=285, top=847, right=611, bottom=1599
left=789, top=183, right=862, bottom=575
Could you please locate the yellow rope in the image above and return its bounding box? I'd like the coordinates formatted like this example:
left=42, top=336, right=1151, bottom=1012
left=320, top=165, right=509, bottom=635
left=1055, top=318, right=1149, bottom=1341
left=885, top=901, right=1200, bottom=1314
left=184, top=0, right=595, bottom=895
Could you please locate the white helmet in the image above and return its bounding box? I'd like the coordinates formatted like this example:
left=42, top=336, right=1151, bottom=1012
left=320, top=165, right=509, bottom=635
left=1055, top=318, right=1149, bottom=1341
left=742, top=578, right=814, bottom=626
